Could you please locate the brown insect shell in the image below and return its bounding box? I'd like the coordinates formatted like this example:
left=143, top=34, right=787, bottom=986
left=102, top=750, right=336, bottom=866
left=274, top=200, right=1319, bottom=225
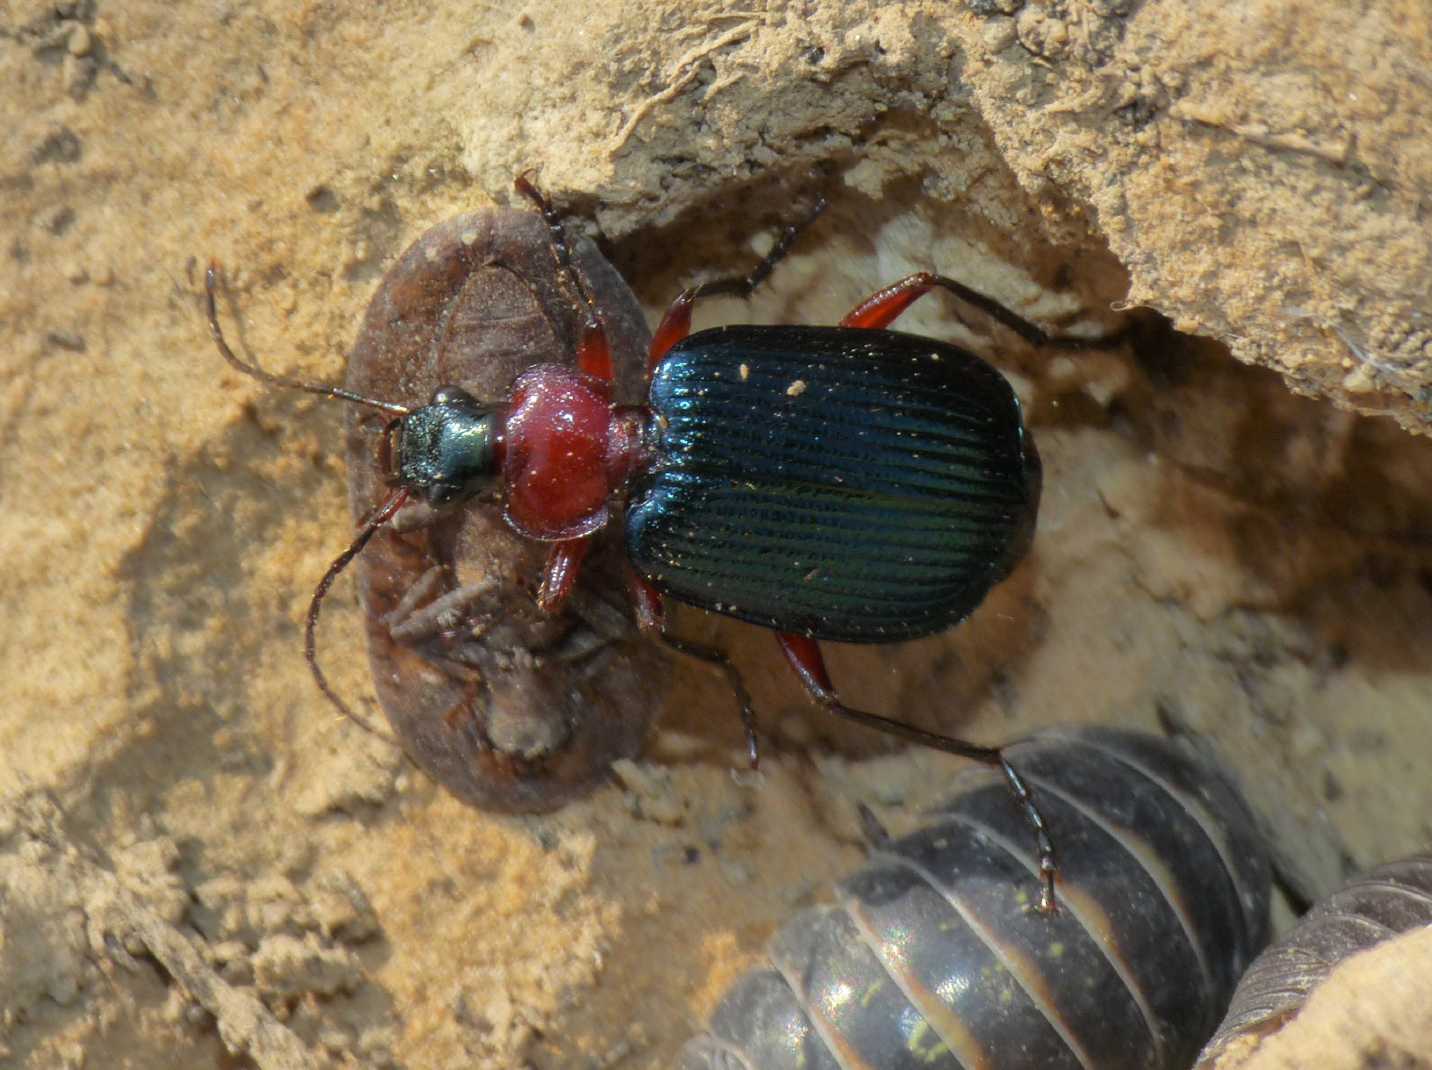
left=344, top=209, right=667, bottom=813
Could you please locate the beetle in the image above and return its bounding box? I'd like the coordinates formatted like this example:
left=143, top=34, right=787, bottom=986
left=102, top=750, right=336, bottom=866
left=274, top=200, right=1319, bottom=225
left=207, top=177, right=1085, bottom=900
left=1196, top=853, right=1432, bottom=1067
left=680, top=726, right=1273, bottom=1070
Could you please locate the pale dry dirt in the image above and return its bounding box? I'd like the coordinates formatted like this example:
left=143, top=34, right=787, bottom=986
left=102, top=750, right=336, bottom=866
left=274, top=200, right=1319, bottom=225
left=2, top=2, right=1430, bottom=1069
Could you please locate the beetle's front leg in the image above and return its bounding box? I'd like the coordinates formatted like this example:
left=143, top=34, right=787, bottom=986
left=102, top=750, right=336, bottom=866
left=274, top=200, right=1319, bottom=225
left=536, top=537, right=594, bottom=614
left=515, top=174, right=617, bottom=383
left=775, top=632, right=1060, bottom=914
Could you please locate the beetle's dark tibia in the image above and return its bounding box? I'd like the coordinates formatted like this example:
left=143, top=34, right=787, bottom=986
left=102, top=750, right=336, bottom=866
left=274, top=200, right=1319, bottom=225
left=684, top=195, right=829, bottom=303
left=659, top=633, right=762, bottom=769
left=625, top=568, right=762, bottom=766
left=515, top=175, right=618, bottom=385
left=203, top=261, right=412, bottom=416
left=514, top=173, right=603, bottom=328
left=840, top=270, right=1052, bottom=347
left=997, top=755, right=1059, bottom=914
left=648, top=196, right=828, bottom=372
left=537, top=538, right=593, bottom=613
left=305, top=487, right=410, bottom=739
left=777, top=632, right=1059, bottom=911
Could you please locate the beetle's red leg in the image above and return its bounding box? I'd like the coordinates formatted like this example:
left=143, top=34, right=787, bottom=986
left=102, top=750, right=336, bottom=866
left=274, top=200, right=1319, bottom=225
left=514, top=174, right=616, bottom=383
left=775, top=632, right=1059, bottom=913
left=627, top=570, right=762, bottom=768
left=576, top=318, right=614, bottom=382
left=839, top=275, right=930, bottom=330
left=840, top=272, right=1052, bottom=346
left=626, top=568, right=666, bottom=633
left=537, top=537, right=593, bottom=613
left=649, top=196, right=829, bottom=373
left=649, top=289, right=697, bottom=370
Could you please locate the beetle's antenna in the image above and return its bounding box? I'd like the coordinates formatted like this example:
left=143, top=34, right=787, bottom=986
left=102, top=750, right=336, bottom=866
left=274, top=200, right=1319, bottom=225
left=514, top=173, right=603, bottom=325
left=306, top=487, right=411, bottom=738
left=205, top=261, right=412, bottom=416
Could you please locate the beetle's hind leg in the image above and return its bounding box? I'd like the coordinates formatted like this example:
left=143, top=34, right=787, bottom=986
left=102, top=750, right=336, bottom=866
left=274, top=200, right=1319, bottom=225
left=659, top=634, right=762, bottom=770
left=840, top=271, right=1130, bottom=354
left=776, top=632, right=1059, bottom=914
left=625, top=570, right=762, bottom=768
left=649, top=196, right=829, bottom=371
left=840, top=271, right=1057, bottom=345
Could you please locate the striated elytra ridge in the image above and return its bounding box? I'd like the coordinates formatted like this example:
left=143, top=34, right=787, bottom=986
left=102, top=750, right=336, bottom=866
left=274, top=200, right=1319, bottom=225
left=625, top=325, right=1042, bottom=642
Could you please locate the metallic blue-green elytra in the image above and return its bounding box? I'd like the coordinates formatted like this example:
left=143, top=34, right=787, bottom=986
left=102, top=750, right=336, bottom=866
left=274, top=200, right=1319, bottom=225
left=624, top=325, right=1041, bottom=642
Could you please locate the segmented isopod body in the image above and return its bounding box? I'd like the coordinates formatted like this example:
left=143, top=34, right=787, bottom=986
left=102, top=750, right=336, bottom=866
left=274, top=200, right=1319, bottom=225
left=680, top=727, right=1271, bottom=1070
left=344, top=209, right=669, bottom=812
left=1196, top=854, right=1432, bottom=1066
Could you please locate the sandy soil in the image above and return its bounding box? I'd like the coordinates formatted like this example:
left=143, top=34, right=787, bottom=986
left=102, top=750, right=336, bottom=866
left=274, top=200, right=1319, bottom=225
left=3, top=2, right=1430, bottom=1068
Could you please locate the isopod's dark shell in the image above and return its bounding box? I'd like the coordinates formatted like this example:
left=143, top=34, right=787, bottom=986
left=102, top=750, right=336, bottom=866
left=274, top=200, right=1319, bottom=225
left=1196, top=854, right=1432, bottom=1067
left=680, top=727, right=1271, bottom=1070
left=627, top=325, right=1040, bottom=641
left=345, top=209, right=668, bottom=813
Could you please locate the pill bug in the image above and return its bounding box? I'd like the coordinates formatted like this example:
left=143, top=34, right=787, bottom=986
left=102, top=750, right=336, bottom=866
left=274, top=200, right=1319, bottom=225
left=679, top=726, right=1272, bottom=1070
left=342, top=208, right=669, bottom=812
left=1195, top=854, right=1432, bottom=1067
